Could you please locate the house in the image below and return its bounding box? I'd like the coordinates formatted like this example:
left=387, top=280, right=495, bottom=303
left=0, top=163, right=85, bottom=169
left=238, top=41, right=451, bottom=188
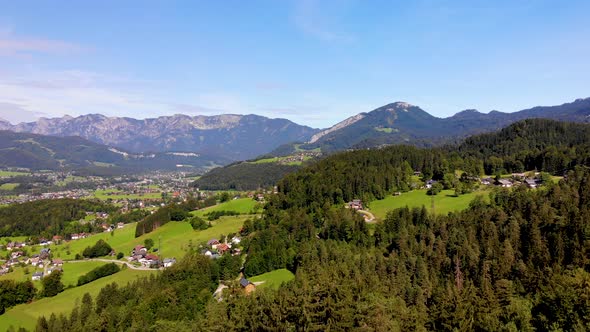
left=46, top=266, right=62, bottom=275
left=217, top=243, right=230, bottom=254
left=40, top=248, right=51, bottom=259
left=481, top=177, right=493, bottom=185
left=239, top=277, right=256, bottom=294
left=231, top=237, right=241, bottom=245
left=39, top=238, right=51, bottom=246
left=10, top=251, right=24, bottom=259
left=117, top=222, right=125, bottom=229
left=7, top=258, right=20, bottom=266
left=497, top=179, right=513, bottom=188
left=393, top=192, right=402, bottom=196
left=425, top=179, right=437, bottom=189
left=525, top=178, right=537, bottom=188
left=32, top=272, right=43, bottom=281
left=6, top=242, right=25, bottom=251
left=232, top=248, right=242, bottom=256
left=70, top=233, right=88, bottom=240
left=28, top=257, right=40, bottom=266
left=512, top=173, right=526, bottom=179
left=132, top=245, right=147, bottom=256
left=348, top=199, right=363, bottom=210
left=207, top=239, right=220, bottom=249
left=163, top=258, right=176, bottom=268
left=52, top=235, right=63, bottom=242
left=52, top=259, right=63, bottom=266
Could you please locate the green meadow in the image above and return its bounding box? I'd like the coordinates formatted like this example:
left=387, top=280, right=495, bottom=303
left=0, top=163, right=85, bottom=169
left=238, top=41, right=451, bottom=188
left=0, top=171, right=28, bottom=177
left=134, top=215, right=250, bottom=259
left=93, top=189, right=162, bottom=200
left=0, top=183, right=18, bottom=190
left=0, top=214, right=249, bottom=330
left=192, top=198, right=259, bottom=218
left=249, top=155, right=311, bottom=166
left=368, top=189, right=490, bottom=219
left=0, top=261, right=107, bottom=288
left=0, top=268, right=154, bottom=331
left=249, top=268, right=295, bottom=290
left=30, top=214, right=248, bottom=261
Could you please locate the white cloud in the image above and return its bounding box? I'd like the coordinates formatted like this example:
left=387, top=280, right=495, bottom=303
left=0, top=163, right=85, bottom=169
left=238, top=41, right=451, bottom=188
left=0, top=28, right=85, bottom=57
left=0, top=102, right=47, bottom=124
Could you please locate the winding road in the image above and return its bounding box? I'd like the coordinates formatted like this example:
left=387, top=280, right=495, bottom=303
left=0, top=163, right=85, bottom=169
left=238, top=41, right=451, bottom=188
left=66, top=258, right=159, bottom=271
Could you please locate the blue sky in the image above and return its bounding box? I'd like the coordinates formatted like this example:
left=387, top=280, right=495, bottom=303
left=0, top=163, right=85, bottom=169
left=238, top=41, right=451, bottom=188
left=0, top=0, right=589, bottom=128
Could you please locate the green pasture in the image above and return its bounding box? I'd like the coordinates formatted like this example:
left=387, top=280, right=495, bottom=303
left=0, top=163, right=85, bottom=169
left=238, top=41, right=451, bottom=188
left=192, top=198, right=258, bottom=218
left=368, top=189, right=490, bottom=219
left=249, top=268, right=295, bottom=290
left=93, top=189, right=162, bottom=200
left=0, top=268, right=154, bottom=331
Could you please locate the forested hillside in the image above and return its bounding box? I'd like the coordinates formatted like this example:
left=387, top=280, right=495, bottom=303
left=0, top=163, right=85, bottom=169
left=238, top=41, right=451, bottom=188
left=193, top=162, right=301, bottom=190
left=276, top=119, right=590, bottom=210
left=456, top=119, right=590, bottom=174
left=33, top=119, right=590, bottom=331
left=0, top=199, right=116, bottom=237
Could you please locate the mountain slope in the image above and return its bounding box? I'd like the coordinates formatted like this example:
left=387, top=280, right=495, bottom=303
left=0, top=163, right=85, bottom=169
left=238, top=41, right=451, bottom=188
left=1, top=114, right=319, bottom=161
left=0, top=130, right=230, bottom=172
left=304, top=98, right=590, bottom=152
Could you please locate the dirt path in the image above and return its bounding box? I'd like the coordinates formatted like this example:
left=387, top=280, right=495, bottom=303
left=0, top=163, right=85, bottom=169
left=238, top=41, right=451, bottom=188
left=357, top=210, right=376, bottom=222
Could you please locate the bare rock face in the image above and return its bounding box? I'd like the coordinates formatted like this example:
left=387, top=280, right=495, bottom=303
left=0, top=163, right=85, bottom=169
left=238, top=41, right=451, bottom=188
left=5, top=114, right=320, bottom=161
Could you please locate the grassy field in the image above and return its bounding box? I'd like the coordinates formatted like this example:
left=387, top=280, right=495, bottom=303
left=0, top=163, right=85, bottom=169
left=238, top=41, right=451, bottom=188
left=37, top=223, right=138, bottom=260
left=293, top=144, right=321, bottom=153
left=0, top=171, right=28, bottom=177
left=134, top=215, right=249, bottom=259
left=368, top=189, right=490, bottom=219
left=31, top=214, right=249, bottom=261
left=0, top=183, right=18, bottom=190
left=192, top=198, right=258, bottom=218
left=249, top=268, right=295, bottom=290
left=0, top=268, right=154, bottom=331
left=93, top=189, right=162, bottom=200
left=0, top=261, right=107, bottom=288
left=249, top=155, right=311, bottom=166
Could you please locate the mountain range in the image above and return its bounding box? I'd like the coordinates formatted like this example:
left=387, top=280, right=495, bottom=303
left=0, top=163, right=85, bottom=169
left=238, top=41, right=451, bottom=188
left=300, top=97, right=590, bottom=152
left=0, top=114, right=318, bottom=161
left=1, top=97, right=589, bottom=169
left=0, top=130, right=230, bottom=172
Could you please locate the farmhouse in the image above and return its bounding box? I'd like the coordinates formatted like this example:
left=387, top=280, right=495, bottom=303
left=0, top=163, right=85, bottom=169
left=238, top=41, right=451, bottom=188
left=163, top=258, right=176, bottom=268
left=240, top=277, right=256, bottom=294
left=132, top=245, right=147, bottom=256
left=525, top=178, right=538, bottom=188
left=425, top=179, right=437, bottom=189
left=32, top=272, right=43, bottom=281
left=348, top=199, right=363, bottom=210
left=497, top=179, right=513, bottom=188
left=217, top=243, right=230, bottom=254
left=207, top=239, right=220, bottom=249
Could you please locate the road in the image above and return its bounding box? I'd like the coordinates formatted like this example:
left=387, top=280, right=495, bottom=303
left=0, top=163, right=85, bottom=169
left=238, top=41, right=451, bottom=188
left=357, top=210, right=376, bottom=222
left=66, top=258, right=159, bottom=271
